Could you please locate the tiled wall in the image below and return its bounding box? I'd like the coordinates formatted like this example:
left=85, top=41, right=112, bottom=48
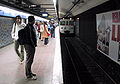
left=0, top=16, right=14, bottom=48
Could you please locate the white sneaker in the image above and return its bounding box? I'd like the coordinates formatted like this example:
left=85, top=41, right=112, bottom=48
left=27, top=76, right=37, bottom=80
left=20, top=60, right=24, bottom=64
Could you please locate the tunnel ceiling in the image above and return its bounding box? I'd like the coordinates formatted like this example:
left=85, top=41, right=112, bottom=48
left=0, top=0, right=109, bottom=19
left=58, top=0, right=109, bottom=18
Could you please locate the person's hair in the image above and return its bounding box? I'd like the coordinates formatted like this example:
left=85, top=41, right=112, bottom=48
left=44, top=22, right=47, bottom=25
left=28, top=16, right=35, bottom=22
left=15, top=15, right=21, bottom=20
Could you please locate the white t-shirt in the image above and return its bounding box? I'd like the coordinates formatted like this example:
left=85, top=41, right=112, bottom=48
left=11, top=23, right=26, bottom=40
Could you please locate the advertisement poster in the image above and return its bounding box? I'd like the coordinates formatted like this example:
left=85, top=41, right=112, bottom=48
left=96, top=10, right=120, bottom=63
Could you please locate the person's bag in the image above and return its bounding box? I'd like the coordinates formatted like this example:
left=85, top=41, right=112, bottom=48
left=40, top=25, right=44, bottom=32
left=47, top=31, right=51, bottom=36
left=18, top=29, right=26, bottom=45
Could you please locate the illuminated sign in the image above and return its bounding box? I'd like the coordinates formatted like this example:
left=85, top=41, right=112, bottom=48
left=42, top=13, right=48, bottom=17
left=41, top=12, right=48, bottom=17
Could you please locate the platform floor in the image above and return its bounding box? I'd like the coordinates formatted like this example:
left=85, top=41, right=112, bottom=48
left=0, top=27, right=63, bottom=84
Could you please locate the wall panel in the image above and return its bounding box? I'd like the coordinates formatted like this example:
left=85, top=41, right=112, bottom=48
left=0, top=16, right=14, bottom=48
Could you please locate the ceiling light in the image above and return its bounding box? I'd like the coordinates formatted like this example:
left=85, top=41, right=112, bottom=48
left=53, top=0, right=56, bottom=5
left=46, top=9, right=55, bottom=11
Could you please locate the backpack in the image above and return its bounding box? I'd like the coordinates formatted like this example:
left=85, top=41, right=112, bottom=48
left=18, top=29, right=26, bottom=45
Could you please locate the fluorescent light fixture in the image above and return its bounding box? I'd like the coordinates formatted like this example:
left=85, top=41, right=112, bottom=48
left=53, top=0, right=56, bottom=6
left=52, top=0, right=57, bottom=16
left=30, top=5, right=36, bottom=7
left=0, top=6, right=31, bottom=17
left=46, top=9, right=55, bottom=11
left=0, top=6, right=49, bottom=22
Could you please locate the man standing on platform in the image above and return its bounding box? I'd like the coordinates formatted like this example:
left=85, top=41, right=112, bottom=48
left=24, top=16, right=37, bottom=80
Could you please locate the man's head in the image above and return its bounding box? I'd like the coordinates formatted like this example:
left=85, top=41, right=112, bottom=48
left=15, top=15, right=22, bottom=24
left=28, top=16, right=35, bottom=24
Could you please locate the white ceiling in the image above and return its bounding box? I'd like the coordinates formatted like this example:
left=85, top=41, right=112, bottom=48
left=31, top=0, right=54, bottom=4
left=0, top=0, right=110, bottom=19
left=58, top=0, right=109, bottom=18
left=30, top=0, right=56, bottom=18
left=14, top=0, right=109, bottom=19
left=71, top=0, right=109, bottom=16
left=3, top=0, right=109, bottom=19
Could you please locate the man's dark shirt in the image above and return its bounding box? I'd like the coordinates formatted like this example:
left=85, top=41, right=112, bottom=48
left=24, top=24, right=37, bottom=47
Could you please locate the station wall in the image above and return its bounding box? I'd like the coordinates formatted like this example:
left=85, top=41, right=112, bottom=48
left=75, top=0, right=120, bottom=49
left=0, top=16, right=14, bottom=48
left=74, top=0, right=120, bottom=83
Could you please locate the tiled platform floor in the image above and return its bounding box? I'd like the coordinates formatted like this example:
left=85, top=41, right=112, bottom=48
left=0, top=27, right=63, bottom=84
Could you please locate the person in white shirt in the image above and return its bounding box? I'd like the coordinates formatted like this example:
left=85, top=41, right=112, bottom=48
left=11, top=15, right=26, bottom=63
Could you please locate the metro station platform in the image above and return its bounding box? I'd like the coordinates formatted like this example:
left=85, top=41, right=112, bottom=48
left=0, top=27, right=63, bottom=84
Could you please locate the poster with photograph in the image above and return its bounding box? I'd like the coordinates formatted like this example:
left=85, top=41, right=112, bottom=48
left=96, top=10, right=120, bottom=63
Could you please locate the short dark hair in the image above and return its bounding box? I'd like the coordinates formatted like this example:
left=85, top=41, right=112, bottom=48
left=15, top=15, right=21, bottom=20
left=28, top=16, right=35, bottom=22
left=44, top=22, right=47, bottom=25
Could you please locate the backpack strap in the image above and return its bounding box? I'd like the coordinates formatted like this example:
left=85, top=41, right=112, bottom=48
left=13, top=23, right=16, bottom=33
